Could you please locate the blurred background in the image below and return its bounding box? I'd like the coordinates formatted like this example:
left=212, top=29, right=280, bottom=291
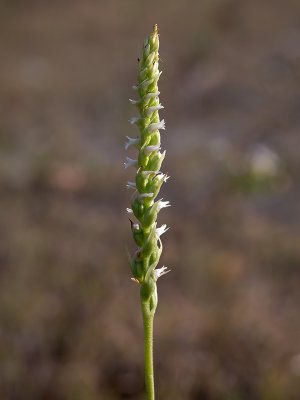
left=1, top=0, right=300, bottom=399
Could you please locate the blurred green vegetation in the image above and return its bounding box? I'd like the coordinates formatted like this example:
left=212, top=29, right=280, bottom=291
left=0, top=0, right=300, bottom=399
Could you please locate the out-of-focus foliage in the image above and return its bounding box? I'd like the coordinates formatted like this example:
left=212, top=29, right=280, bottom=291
left=0, top=1, right=299, bottom=399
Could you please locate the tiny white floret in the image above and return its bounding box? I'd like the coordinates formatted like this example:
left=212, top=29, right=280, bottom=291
left=148, top=119, right=165, bottom=133
left=129, top=117, right=141, bottom=125
left=146, top=104, right=164, bottom=117
left=153, top=266, right=171, bottom=280
left=124, top=157, right=138, bottom=169
left=129, top=99, right=139, bottom=105
left=144, top=144, right=161, bottom=155
left=125, top=136, right=140, bottom=150
left=126, top=181, right=136, bottom=190
left=156, top=224, right=169, bottom=237
left=144, top=91, right=160, bottom=102
left=157, top=199, right=171, bottom=211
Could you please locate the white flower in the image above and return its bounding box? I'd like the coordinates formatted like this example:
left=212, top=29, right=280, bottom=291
left=132, top=223, right=140, bottom=231
left=153, top=266, right=170, bottom=280
left=146, top=104, right=164, bottom=117
left=129, top=98, right=139, bottom=105
left=124, top=157, right=138, bottom=169
left=144, top=91, right=160, bottom=102
left=126, top=181, right=136, bottom=190
left=129, top=117, right=142, bottom=125
left=126, top=208, right=133, bottom=214
left=156, top=224, right=169, bottom=237
left=148, top=119, right=165, bottom=133
left=144, top=144, right=161, bottom=155
left=155, top=173, right=169, bottom=182
left=157, top=199, right=170, bottom=211
left=125, top=136, right=140, bottom=150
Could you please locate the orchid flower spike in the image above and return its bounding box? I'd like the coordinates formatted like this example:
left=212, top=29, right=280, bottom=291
left=125, top=25, right=171, bottom=400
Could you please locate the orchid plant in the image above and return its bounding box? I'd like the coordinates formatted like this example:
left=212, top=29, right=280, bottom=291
left=125, top=24, right=170, bottom=400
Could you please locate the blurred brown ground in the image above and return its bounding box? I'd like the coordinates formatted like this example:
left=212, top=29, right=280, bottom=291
left=0, top=0, right=300, bottom=399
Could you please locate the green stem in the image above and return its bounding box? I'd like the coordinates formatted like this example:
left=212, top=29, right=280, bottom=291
left=142, top=301, right=155, bottom=400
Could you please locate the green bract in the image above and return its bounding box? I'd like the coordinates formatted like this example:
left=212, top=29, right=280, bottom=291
left=126, top=25, right=170, bottom=313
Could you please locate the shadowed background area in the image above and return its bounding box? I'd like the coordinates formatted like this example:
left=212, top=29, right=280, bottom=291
left=1, top=0, right=300, bottom=399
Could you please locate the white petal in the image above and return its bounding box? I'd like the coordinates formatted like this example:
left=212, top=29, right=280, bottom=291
left=125, top=136, right=140, bottom=150
left=155, top=173, right=164, bottom=180
left=153, top=266, right=171, bottom=280
left=157, top=200, right=171, bottom=211
left=144, top=91, right=160, bottom=102
left=126, top=181, right=136, bottom=190
left=129, top=99, right=139, bottom=105
left=148, top=119, right=165, bottom=133
left=126, top=208, right=133, bottom=214
left=129, top=117, right=141, bottom=125
left=146, top=104, right=164, bottom=117
left=132, top=223, right=140, bottom=231
left=154, top=173, right=170, bottom=183
left=144, top=144, right=160, bottom=155
left=124, top=157, right=138, bottom=169
left=156, top=224, right=169, bottom=237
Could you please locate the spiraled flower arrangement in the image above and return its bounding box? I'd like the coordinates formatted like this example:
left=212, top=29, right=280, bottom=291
left=125, top=25, right=170, bottom=399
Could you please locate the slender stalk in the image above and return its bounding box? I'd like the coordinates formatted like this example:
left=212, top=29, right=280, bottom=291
left=142, top=301, right=155, bottom=399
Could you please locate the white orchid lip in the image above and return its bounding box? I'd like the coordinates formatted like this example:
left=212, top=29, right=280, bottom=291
left=148, top=119, right=165, bottom=133
left=129, top=98, right=139, bottom=105
left=144, top=144, right=160, bottom=155
left=156, top=224, right=169, bottom=237
left=125, top=136, right=140, bottom=150
left=153, top=266, right=170, bottom=280
left=144, top=91, right=160, bottom=102
left=132, top=223, right=140, bottom=231
left=126, top=181, right=137, bottom=190
left=154, top=173, right=169, bottom=183
left=129, top=117, right=142, bottom=125
left=146, top=104, right=164, bottom=117
left=124, top=157, right=138, bottom=169
left=157, top=199, right=171, bottom=211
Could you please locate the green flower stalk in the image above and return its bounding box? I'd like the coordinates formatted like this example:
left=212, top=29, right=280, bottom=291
left=125, top=25, right=170, bottom=399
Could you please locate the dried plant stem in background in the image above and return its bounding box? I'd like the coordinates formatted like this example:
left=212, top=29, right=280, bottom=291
left=125, top=25, right=170, bottom=399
